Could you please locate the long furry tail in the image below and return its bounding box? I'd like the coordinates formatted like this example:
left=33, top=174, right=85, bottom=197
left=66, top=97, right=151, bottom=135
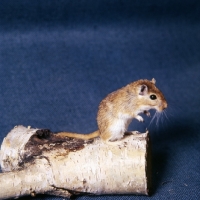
left=56, top=130, right=100, bottom=140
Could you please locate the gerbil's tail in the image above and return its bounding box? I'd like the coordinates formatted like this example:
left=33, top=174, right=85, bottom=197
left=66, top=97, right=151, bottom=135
left=56, top=130, right=100, bottom=140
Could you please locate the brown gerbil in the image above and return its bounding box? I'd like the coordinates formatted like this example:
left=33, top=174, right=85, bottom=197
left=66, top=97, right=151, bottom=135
left=57, top=78, right=167, bottom=142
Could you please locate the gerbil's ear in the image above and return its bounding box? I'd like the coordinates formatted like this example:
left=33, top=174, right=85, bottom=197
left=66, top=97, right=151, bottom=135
left=139, top=85, right=148, bottom=95
left=151, top=78, right=156, bottom=84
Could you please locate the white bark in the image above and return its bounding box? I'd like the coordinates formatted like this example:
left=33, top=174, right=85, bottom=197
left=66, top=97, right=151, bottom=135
left=0, top=126, right=151, bottom=199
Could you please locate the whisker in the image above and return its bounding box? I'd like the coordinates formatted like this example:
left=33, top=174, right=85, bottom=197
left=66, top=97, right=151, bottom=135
left=163, top=110, right=167, bottom=119
left=156, top=112, right=160, bottom=127
left=163, top=110, right=170, bottom=123
left=147, top=107, right=172, bottom=133
left=166, top=109, right=174, bottom=118
left=148, top=112, right=156, bottom=128
left=160, top=112, right=164, bottom=124
left=148, top=111, right=159, bottom=129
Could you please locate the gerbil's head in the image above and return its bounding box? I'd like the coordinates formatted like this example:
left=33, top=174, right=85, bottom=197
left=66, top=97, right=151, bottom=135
left=135, top=78, right=167, bottom=112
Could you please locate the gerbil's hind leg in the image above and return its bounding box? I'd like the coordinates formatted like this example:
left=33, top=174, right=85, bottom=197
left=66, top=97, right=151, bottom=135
left=101, top=133, right=125, bottom=146
left=124, top=131, right=140, bottom=136
left=102, top=131, right=141, bottom=146
left=103, top=133, right=134, bottom=146
left=104, top=139, right=127, bottom=146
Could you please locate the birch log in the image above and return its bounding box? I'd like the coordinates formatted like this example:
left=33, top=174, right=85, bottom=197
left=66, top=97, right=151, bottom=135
left=0, top=125, right=152, bottom=199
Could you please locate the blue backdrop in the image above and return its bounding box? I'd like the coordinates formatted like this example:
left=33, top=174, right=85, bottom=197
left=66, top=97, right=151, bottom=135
left=0, top=0, right=200, bottom=199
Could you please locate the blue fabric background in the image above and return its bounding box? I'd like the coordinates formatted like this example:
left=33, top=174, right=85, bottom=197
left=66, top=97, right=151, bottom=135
left=0, top=0, right=200, bottom=199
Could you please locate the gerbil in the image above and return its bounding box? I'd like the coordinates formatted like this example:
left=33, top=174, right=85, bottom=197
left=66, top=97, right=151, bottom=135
left=57, top=78, right=167, bottom=142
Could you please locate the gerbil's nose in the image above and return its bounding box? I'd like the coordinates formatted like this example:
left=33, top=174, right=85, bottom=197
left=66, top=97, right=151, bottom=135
left=163, top=102, right=167, bottom=110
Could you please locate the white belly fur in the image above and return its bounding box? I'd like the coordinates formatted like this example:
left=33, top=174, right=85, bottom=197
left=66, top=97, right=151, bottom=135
left=109, top=117, right=132, bottom=141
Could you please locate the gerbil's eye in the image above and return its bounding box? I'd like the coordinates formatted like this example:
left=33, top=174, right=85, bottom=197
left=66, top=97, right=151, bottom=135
left=150, top=94, right=157, bottom=100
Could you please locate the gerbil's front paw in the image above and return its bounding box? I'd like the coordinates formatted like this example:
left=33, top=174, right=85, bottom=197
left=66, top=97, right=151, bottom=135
left=144, top=110, right=150, bottom=117
left=135, top=115, right=144, bottom=122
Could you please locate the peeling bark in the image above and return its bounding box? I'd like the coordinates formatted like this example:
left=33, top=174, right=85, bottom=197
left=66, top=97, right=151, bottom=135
left=0, top=126, right=152, bottom=199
